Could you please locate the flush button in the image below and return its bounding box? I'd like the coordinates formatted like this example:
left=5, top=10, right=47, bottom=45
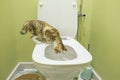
left=39, top=2, right=43, bottom=7
left=72, top=2, right=76, bottom=7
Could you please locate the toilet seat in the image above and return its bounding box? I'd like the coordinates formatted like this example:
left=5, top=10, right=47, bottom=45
left=32, top=37, right=92, bottom=66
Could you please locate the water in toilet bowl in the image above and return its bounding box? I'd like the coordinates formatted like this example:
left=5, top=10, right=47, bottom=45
left=45, top=45, right=77, bottom=61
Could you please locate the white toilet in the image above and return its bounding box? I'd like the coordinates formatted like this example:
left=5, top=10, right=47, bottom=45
left=32, top=0, right=92, bottom=80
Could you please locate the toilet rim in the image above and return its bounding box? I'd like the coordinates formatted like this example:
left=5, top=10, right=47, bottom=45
left=32, top=37, right=92, bottom=66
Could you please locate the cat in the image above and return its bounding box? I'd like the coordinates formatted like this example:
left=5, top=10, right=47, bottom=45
left=20, top=20, right=67, bottom=53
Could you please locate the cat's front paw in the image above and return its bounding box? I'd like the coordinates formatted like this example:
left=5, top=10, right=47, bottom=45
left=54, top=43, right=67, bottom=53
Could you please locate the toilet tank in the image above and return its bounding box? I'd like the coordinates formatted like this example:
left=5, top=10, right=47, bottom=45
left=38, top=0, right=78, bottom=38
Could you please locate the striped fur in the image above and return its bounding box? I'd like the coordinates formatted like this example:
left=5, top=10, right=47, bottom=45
left=20, top=20, right=67, bottom=53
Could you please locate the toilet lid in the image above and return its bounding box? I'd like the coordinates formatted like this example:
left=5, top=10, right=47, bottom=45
left=38, top=0, right=78, bottom=38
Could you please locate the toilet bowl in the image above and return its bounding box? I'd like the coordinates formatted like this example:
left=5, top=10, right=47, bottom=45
left=32, top=37, right=92, bottom=80
left=32, top=0, right=92, bottom=80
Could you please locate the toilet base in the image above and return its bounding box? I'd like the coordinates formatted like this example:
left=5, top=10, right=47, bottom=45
left=34, top=62, right=82, bottom=80
left=43, top=71, right=80, bottom=80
